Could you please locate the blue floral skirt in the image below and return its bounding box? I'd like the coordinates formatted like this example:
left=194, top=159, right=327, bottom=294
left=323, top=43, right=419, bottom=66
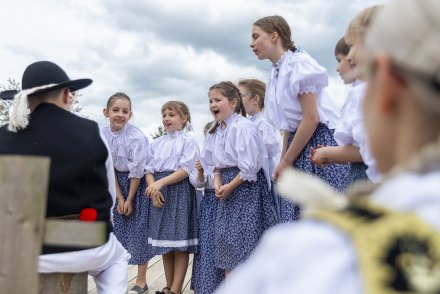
left=147, top=171, right=198, bottom=255
left=214, top=167, right=278, bottom=270
left=191, top=189, right=224, bottom=294
left=288, top=123, right=350, bottom=193
left=113, top=171, right=152, bottom=264
left=272, top=181, right=301, bottom=223
left=348, top=162, right=368, bottom=186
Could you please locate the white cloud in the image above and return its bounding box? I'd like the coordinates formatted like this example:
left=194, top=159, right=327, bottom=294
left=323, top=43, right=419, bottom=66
left=0, top=0, right=387, bottom=147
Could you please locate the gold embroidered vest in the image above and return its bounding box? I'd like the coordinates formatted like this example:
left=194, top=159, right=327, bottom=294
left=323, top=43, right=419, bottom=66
left=312, top=196, right=440, bottom=294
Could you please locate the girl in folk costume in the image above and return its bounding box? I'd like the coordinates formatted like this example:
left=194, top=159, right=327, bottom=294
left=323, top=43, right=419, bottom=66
left=101, top=92, right=151, bottom=294
left=201, top=81, right=278, bottom=276
left=251, top=15, right=349, bottom=195
left=144, top=101, right=199, bottom=294
left=310, top=9, right=383, bottom=186
left=237, top=79, right=297, bottom=222
left=190, top=122, right=225, bottom=294
left=216, top=1, right=440, bottom=293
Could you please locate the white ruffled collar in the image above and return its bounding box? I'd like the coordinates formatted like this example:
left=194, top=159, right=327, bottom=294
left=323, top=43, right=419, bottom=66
left=249, top=111, right=263, bottom=122
left=166, top=129, right=184, bottom=139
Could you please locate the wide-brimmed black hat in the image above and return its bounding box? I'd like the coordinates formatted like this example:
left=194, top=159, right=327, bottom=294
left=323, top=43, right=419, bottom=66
left=4, top=61, right=93, bottom=132
left=22, top=61, right=93, bottom=96
left=0, top=61, right=93, bottom=100
left=0, top=89, right=19, bottom=100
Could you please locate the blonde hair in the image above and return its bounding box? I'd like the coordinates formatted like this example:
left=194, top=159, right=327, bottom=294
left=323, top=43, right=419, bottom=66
left=351, top=0, right=440, bottom=195
left=345, top=5, right=383, bottom=46
left=161, top=101, right=191, bottom=128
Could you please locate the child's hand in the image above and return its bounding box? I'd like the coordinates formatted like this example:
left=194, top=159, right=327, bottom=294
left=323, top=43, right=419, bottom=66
left=145, top=180, right=164, bottom=198
left=216, top=183, right=234, bottom=200
left=273, top=158, right=291, bottom=182
left=152, top=191, right=165, bottom=208
left=195, top=160, right=204, bottom=172
left=309, top=145, right=330, bottom=167
left=123, top=199, right=133, bottom=216
left=117, top=198, right=125, bottom=215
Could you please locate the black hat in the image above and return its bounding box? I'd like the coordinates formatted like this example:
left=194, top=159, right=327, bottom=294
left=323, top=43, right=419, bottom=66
left=0, top=89, right=19, bottom=100
left=22, top=61, right=92, bottom=96
left=5, top=61, right=93, bottom=132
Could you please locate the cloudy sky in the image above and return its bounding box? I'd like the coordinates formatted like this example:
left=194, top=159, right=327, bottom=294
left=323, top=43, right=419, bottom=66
left=0, top=0, right=386, bottom=144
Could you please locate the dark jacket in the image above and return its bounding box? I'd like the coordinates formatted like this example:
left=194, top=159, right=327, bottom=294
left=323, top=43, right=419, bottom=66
left=0, top=103, right=113, bottom=254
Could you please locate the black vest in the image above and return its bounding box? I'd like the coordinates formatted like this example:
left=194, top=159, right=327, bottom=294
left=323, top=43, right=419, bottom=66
left=0, top=103, right=113, bottom=254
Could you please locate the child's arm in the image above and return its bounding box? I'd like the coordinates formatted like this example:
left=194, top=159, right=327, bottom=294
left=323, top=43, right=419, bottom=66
left=281, top=131, right=289, bottom=159
left=145, top=172, right=165, bottom=208
left=115, top=174, right=125, bottom=215
left=145, top=169, right=188, bottom=207
left=274, top=92, right=320, bottom=181
left=216, top=174, right=244, bottom=200
left=213, top=168, right=222, bottom=193
left=123, top=177, right=140, bottom=216
left=310, top=145, right=363, bottom=166
left=189, top=160, right=207, bottom=189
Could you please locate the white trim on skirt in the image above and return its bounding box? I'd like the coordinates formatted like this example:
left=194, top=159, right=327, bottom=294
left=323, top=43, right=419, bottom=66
left=148, top=237, right=199, bottom=247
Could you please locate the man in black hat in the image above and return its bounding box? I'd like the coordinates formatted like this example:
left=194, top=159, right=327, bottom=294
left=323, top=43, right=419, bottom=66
left=0, top=61, right=130, bottom=293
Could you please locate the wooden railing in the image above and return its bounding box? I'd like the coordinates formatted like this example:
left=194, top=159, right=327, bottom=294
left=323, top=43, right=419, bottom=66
left=0, top=156, right=107, bottom=294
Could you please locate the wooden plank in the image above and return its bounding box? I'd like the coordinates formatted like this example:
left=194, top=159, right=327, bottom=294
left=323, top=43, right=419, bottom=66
left=88, top=255, right=164, bottom=294
left=0, top=156, right=50, bottom=294
left=39, top=272, right=87, bottom=294
left=44, top=220, right=107, bottom=248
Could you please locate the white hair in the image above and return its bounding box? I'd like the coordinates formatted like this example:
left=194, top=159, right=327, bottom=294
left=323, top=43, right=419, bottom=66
left=8, top=84, right=57, bottom=132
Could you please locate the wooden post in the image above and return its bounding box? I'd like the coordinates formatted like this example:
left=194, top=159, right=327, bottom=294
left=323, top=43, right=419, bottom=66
left=0, top=156, right=50, bottom=294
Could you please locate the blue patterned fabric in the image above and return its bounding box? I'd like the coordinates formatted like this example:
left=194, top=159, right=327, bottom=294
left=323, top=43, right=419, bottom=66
left=348, top=162, right=369, bottom=186
left=214, top=167, right=278, bottom=270
left=191, top=189, right=224, bottom=294
left=113, top=171, right=152, bottom=264
left=288, top=123, right=350, bottom=193
left=147, top=171, right=198, bottom=255
left=271, top=181, right=300, bottom=222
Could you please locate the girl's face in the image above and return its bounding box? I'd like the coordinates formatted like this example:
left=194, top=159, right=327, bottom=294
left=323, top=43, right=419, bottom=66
left=363, top=57, right=397, bottom=174
left=346, top=43, right=360, bottom=69
left=103, top=98, right=132, bottom=132
left=208, top=89, right=236, bottom=122
left=336, top=54, right=354, bottom=84
left=239, top=86, right=259, bottom=116
left=162, top=108, right=187, bottom=133
left=250, top=25, right=276, bottom=61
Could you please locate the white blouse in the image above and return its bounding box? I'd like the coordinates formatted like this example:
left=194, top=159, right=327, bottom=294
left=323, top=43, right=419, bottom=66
left=334, top=81, right=382, bottom=182
left=144, top=130, right=199, bottom=175
left=201, top=113, right=269, bottom=185
left=215, top=169, right=440, bottom=294
left=334, top=81, right=366, bottom=148
left=264, top=50, right=340, bottom=132
left=250, top=112, right=281, bottom=179
left=189, top=169, right=215, bottom=190
left=101, top=124, right=149, bottom=179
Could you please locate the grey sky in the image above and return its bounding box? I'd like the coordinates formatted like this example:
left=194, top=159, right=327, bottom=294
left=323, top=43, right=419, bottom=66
left=0, top=0, right=386, bottom=144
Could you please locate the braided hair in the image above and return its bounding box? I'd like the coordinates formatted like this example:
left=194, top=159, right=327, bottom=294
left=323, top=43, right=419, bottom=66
left=254, top=15, right=297, bottom=52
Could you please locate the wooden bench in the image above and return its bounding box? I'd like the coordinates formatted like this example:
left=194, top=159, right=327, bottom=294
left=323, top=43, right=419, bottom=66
left=0, top=156, right=107, bottom=294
